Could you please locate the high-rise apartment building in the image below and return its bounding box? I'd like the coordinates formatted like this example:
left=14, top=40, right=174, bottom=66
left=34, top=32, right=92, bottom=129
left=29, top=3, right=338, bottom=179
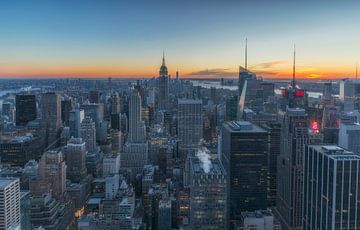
left=15, top=94, right=37, bottom=126
left=303, top=145, right=360, bottom=229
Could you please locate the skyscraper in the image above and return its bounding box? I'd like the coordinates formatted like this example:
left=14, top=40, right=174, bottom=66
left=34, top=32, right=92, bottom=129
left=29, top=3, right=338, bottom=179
left=238, top=67, right=256, bottom=99
left=63, top=137, right=87, bottom=183
left=303, top=145, right=360, bottom=229
left=275, top=108, right=316, bottom=230
left=61, top=99, right=72, bottom=126
left=0, top=178, right=20, bottom=230
left=260, top=122, right=281, bottom=207
left=158, top=199, right=172, bottom=230
left=238, top=73, right=263, bottom=118
left=111, top=93, right=121, bottom=114
left=128, top=90, right=146, bottom=142
left=186, top=155, right=227, bottom=229
left=340, top=79, right=360, bottom=111
left=158, top=54, right=169, bottom=110
left=69, top=109, right=85, bottom=138
left=41, top=92, right=61, bottom=146
left=110, top=93, right=121, bottom=130
left=221, top=121, right=269, bottom=224
left=177, top=99, right=203, bottom=149
left=338, top=119, right=360, bottom=154
left=30, top=150, right=66, bottom=200
left=80, top=116, right=96, bottom=154
left=15, top=94, right=37, bottom=126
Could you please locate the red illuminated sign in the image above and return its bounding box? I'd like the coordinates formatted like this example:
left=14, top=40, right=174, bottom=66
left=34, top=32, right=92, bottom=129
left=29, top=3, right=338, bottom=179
left=310, top=119, right=320, bottom=133
left=295, top=90, right=305, bottom=97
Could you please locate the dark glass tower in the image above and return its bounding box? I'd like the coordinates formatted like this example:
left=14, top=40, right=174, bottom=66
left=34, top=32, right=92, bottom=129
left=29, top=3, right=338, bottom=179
left=221, top=121, right=269, bottom=224
left=15, top=94, right=37, bottom=126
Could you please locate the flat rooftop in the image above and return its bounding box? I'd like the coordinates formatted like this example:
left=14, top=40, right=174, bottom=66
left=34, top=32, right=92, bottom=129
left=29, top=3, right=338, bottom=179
left=0, top=178, right=18, bottom=189
left=224, top=120, right=266, bottom=133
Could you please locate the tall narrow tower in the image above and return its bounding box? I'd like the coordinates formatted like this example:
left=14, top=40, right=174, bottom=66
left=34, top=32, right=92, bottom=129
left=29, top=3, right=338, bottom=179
left=128, top=90, right=146, bottom=142
left=41, top=92, right=61, bottom=147
left=158, top=53, right=169, bottom=110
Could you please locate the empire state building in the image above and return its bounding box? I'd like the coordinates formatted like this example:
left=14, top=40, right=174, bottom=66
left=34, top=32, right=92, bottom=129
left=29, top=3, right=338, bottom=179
left=158, top=54, right=169, bottom=110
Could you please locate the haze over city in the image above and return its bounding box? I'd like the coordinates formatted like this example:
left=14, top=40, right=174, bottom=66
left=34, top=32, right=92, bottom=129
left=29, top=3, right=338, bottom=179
left=1, top=0, right=360, bottom=79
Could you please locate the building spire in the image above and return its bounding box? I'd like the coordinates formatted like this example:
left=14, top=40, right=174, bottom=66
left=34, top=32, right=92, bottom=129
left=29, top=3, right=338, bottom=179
left=292, top=44, right=296, bottom=89
left=245, top=38, right=248, bottom=70
left=162, top=51, right=165, bottom=66
left=356, top=62, right=358, bottom=80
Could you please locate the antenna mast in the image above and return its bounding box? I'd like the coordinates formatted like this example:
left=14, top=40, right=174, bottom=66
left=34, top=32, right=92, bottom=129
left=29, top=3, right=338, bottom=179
left=356, top=63, right=358, bottom=80
left=245, top=38, right=248, bottom=70
left=292, top=44, right=296, bottom=89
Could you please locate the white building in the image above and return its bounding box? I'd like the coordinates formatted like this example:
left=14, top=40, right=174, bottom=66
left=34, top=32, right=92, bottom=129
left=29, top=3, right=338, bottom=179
left=103, top=154, right=120, bottom=177
left=338, top=121, right=360, bottom=154
left=0, top=178, right=21, bottom=230
left=105, top=174, right=120, bottom=199
left=80, top=116, right=96, bottom=153
left=240, top=210, right=279, bottom=230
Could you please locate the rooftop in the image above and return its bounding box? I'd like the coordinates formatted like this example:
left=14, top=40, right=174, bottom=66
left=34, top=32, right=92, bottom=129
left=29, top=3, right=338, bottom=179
left=224, top=120, right=266, bottom=133
left=178, top=99, right=202, bottom=104
left=0, top=177, right=18, bottom=189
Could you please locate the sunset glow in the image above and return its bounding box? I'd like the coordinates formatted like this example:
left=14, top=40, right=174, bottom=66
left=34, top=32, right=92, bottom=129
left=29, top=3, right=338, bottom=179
left=1, top=1, right=360, bottom=79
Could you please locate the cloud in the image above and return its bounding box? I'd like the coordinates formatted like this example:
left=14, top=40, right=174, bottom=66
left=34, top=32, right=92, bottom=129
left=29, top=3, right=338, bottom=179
left=250, top=61, right=286, bottom=69
left=188, top=68, right=237, bottom=78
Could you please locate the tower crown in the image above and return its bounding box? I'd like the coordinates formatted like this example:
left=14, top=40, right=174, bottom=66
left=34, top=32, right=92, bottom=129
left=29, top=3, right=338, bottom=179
left=159, top=53, right=168, bottom=76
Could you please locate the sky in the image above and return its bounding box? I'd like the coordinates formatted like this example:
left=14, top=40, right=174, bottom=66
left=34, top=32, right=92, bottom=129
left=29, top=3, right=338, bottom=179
left=1, top=0, right=360, bottom=79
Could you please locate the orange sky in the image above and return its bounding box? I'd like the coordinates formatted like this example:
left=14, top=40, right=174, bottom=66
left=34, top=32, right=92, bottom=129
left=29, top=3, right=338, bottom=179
left=0, top=63, right=355, bottom=79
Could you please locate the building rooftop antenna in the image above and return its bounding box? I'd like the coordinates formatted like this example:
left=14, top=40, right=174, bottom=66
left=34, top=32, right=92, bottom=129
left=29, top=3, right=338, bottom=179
left=356, top=62, right=358, bottom=80
left=292, top=44, right=296, bottom=89
left=245, top=38, right=248, bottom=70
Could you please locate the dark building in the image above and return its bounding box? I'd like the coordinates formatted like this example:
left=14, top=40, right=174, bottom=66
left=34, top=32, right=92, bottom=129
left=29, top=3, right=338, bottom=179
left=0, top=134, right=45, bottom=166
left=110, top=113, right=121, bottom=130
left=275, top=108, right=322, bottom=230
left=89, top=90, right=100, bottom=104
left=226, top=95, right=238, bottom=121
left=61, top=99, right=72, bottom=126
left=221, top=121, right=269, bottom=224
left=260, top=122, right=281, bottom=207
left=15, top=94, right=37, bottom=126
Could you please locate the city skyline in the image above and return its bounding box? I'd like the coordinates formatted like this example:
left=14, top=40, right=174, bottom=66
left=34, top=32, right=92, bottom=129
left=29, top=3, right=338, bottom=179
left=1, top=0, right=360, bottom=79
